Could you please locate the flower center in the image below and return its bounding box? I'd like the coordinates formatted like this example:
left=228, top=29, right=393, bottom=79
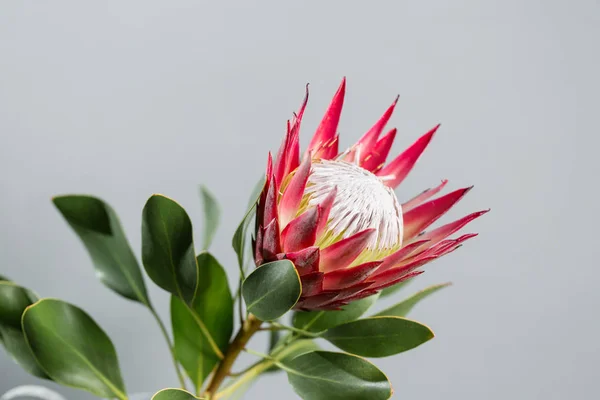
left=304, top=159, right=403, bottom=251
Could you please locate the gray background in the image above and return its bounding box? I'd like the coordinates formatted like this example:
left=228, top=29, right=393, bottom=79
left=1, top=1, right=598, bottom=399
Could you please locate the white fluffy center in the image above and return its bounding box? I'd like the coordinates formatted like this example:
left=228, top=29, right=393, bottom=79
left=304, top=160, right=403, bottom=250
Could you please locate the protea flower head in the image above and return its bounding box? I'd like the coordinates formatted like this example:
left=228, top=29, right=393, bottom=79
left=254, top=78, right=488, bottom=311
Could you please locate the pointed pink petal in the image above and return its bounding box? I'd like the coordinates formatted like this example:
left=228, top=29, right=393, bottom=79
left=329, top=282, right=374, bottom=302
left=318, top=289, right=378, bottom=310
left=310, top=303, right=346, bottom=311
left=320, top=229, right=376, bottom=272
left=377, top=124, right=440, bottom=188
left=274, top=86, right=310, bottom=185
left=376, top=240, right=430, bottom=274
left=410, top=210, right=489, bottom=248
left=285, top=246, right=320, bottom=276
left=257, top=153, right=273, bottom=227
left=322, top=261, right=382, bottom=291
left=299, top=281, right=375, bottom=310
left=417, top=233, right=478, bottom=259
left=265, top=152, right=273, bottom=178
left=261, top=174, right=279, bottom=228
left=279, top=157, right=312, bottom=228
left=452, top=232, right=478, bottom=245
left=316, top=187, right=337, bottom=238
left=346, top=96, right=399, bottom=163
left=402, top=179, right=449, bottom=212
left=281, top=206, right=321, bottom=252
left=294, top=84, right=310, bottom=123
left=313, top=135, right=339, bottom=160
left=300, top=272, right=324, bottom=297
left=313, top=289, right=377, bottom=311
left=307, top=78, right=346, bottom=155
left=370, top=256, right=436, bottom=288
left=296, top=292, right=339, bottom=310
left=361, top=128, right=397, bottom=172
left=274, top=128, right=292, bottom=188
left=370, top=270, right=424, bottom=292
left=403, top=186, right=472, bottom=239
left=418, top=239, right=456, bottom=258
left=261, top=219, right=281, bottom=261
left=287, top=132, right=300, bottom=178
left=254, top=226, right=264, bottom=266
left=285, top=85, right=309, bottom=177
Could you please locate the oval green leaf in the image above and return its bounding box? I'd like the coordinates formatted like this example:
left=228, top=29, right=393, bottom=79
left=53, top=195, right=150, bottom=305
left=152, top=388, right=203, bottom=400
left=323, top=316, right=434, bottom=358
left=171, top=252, right=233, bottom=391
left=293, top=294, right=380, bottom=332
left=242, top=260, right=301, bottom=321
left=283, top=351, right=392, bottom=400
left=22, top=299, right=126, bottom=399
left=375, top=282, right=451, bottom=317
left=142, top=194, right=198, bottom=304
left=199, top=185, right=220, bottom=250
left=232, top=176, right=265, bottom=273
left=0, top=281, right=48, bottom=379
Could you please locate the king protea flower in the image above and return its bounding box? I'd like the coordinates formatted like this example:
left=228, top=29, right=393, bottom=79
left=254, top=78, right=488, bottom=311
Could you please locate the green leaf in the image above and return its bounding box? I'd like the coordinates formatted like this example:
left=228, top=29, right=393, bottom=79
left=231, top=206, right=255, bottom=273
left=247, top=176, right=266, bottom=208
left=375, top=282, right=452, bottom=317
left=293, top=294, right=380, bottom=332
left=152, top=388, right=203, bottom=399
left=0, top=274, right=8, bottom=281
left=242, top=260, right=301, bottom=321
left=171, top=252, right=233, bottom=392
left=323, top=316, right=434, bottom=358
left=142, top=194, right=198, bottom=304
left=53, top=195, right=150, bottom=305
left=379, top=279, right=411, bottom=298
left=22, top=299, right=127, bottom=399
left=232, top=177, right=265, bottom=272
left=283, top=351, right=392, bottom=400
left=199, top=185, right=220, bottom=250
left=0, top=281, right=48, bottom=379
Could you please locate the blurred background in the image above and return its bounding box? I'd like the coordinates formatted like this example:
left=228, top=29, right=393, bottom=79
left=1, top=1, right=598, bottom=399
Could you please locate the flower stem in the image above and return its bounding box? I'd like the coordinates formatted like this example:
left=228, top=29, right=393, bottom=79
left=214, top=359, right=271, bottom=399
left=214, top=338, right=308, bottom=400
left=149, top=307, right=187, bottom=390
left=228, top=360, right=262, bottom=377
left=270, top=322, right=322, bottom=338
left=203, top=314, right=262, bottom=399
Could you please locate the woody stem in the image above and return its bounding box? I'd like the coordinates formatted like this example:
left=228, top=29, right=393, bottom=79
left=203, top=314, right=262, bottom=399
